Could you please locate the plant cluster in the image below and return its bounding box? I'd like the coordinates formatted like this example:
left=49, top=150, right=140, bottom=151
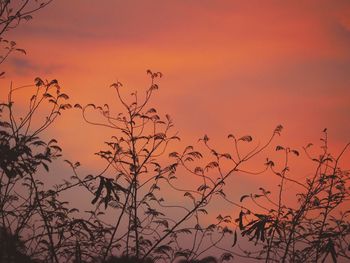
left=0, top=1, right=349, bottom=262
left=1, top=72, right=349, bottom=263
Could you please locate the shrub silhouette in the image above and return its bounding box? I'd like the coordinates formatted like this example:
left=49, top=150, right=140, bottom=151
left=1, top=72, right=349, bottom=263
left=104, top=255, right=154, bottom=263
left=0, top=226, right=37, bottom=263
left=68, top=70, right=291, bottom=262
left=235, top=135, right=350, bottom=262
left=0, top=3, right=349, bottom=262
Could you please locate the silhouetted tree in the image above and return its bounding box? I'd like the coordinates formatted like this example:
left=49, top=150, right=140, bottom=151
left=0, top=0, right=54, bottom=75
left=234, top=131, right=350, bottom=262
left=1, top=70, right=349, bottom=263
left=69, top=70, right=285, bottom=263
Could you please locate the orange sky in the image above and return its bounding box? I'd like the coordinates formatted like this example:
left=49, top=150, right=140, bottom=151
left=1, top=0, right=350, bottom=219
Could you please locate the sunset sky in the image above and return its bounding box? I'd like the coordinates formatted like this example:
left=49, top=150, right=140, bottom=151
left=1, top=0, right=350, bottom=212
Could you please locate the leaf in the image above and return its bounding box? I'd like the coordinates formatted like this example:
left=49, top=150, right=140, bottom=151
left=154, top=133, right=166, bottom=140
left=188, top=151, right=202, bottom=159
left=239, top=211, right=244, bottom=230
left=91, top=177, right=105, bottom=205
left=220, top=252, right=233, bottom=262
left=16, top=48, right=26, bottom=55
left=50, top=145, right=62, bottom=152
left=43, top=93, right=53, bottom=99
left=49, top=79, right=58, bottom=86
left=232, top=230, right=238, bottom=247
left=104, top=179, right=113, bottom=209
left=60, top=103, right=71, bottom=110
left=150, top=84, right=158, bottom=90
left=34, top=77, right=44, bottom=87
left=276, top=145, right=284, bottom=151
left=228, top=134, right=235, bottom=139
left=205, top=161, right=219, bottom=171
left=274, top=125, right=283, bottom=135
left=184, top=145, right=194, bottom=153
left=291, top=150, right=299, bottom=156
left=154, top=245, right=172, bottom=255
left=184, top=192, right=195, bottom=201
left=175, top=228, right=192, bottom=235
left=239, top=135, right=252, bottom=142
left=110, top=82, right=122, bottom=88
left=58, top=93, right=69, bottom=100
left=154, top=219, right=169, bottom=228
left=305, top=143, right=313, bottom=149
left=23, top=15, right=33, bottom=21
left=170, top=135, right=180, bottom=141
left=240, top=195, right=249, bottom=202
left=265, top=159, right=275, bottom=167
left=86, top=103, right=96, bottom=109
left=221, top=153, right=232, bottom=159
left=198, top=209, right=208, bottom=215
left=194, top=167, right=204, bottom=174
left=41, top=162, right=49, bottom=172
left=197, top=184, right=209, bottom=192
left=146, top=108, right=157, bottom=114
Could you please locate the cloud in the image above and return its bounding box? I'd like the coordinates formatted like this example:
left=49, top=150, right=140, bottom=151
left=6, top=57, right=64, bottom=77
left=330, top=20, right=350, bottom=52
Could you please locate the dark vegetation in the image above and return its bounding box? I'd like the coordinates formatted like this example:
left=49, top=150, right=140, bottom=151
left=1, top=1, right=350, bottom=262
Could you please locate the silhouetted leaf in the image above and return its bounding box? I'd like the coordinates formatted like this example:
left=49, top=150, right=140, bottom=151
left=92, top=177, right=105, bottom=205
left=220, top=252, right=233, bottom=262
left=274, top=124, right=283, bottom=135
left=15, top=48, right=26, bottom=55
left=239, top=135, right=252, bottom=142
left=239, top=211, right=244, bottom=230
left=291, top=150, right=299, bottom=156
left=232, top=230, right=238, bottom=247
left=34, top=77, right=44, bottom=87
left=41, top=162, right=49, bottom=172
left=240, top=195, right=249, bottom=202
left=228, top=134, right=235, bottom=139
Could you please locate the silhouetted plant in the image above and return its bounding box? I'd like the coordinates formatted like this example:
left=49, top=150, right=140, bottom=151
left=0, top=0, right=54, bottom=75
left=0, top=61, right=349, bottom=263
left=0, top=0, right=53, bottom=36
left=233, top=130, right=350, bottom=262
left=0, top=79, right=80, bottom=262
left=0, top=226, right=38, bottom=262
left=177, top=256, right=218, bottom=263
left=69, top=70, right=285, bottom=263
left=104, top=255, right=154, bottom=263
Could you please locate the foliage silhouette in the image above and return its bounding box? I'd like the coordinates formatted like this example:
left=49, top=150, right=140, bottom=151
left=0, top=0, right=350, bottom=263
left=235, top=133, right=350, bottom=262
left=0, top=68, right=349, bottom=263
left=1, top=1, right=349, bottom=262
left=0, top=0, right=54, bottom=75
left=1, top=70, right=349, bottom=263
left=0, top=79, right=78, bottom=262
left=0, top=226, right=37, bottom=262
left=68, top=70, right=292, bottom=262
